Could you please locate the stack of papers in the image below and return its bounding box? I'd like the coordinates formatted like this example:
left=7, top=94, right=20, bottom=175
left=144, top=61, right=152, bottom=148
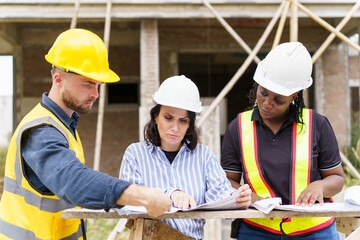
left=250, top=197, right=282, bottom=214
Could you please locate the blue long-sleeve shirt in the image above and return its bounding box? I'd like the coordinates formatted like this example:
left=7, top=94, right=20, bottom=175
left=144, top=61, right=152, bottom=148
left=21, top=93, right=131, bottom=209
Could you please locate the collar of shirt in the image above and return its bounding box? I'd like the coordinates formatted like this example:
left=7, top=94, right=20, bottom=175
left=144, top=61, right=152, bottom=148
left=251, top=104, right=299, bottom=123
left=41, top=92, right=80, bottom=137
left=145, top=141, right=192, bottom=155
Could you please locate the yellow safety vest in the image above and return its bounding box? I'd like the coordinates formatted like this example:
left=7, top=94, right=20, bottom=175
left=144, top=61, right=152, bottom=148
left=0, top=103, right=85, bottom=240
left=238, top=109, right=334, bottom=235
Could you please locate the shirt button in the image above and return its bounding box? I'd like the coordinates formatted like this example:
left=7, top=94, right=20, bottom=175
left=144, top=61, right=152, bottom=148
left=273, top=138, right=276, bottom=142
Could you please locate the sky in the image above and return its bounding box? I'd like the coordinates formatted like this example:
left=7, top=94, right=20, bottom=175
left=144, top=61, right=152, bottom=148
left=0, top=55, right=13, bottom=96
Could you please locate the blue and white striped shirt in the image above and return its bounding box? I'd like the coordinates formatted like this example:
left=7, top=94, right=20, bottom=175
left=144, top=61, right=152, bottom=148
left=120, top=142, right=235, bottom=240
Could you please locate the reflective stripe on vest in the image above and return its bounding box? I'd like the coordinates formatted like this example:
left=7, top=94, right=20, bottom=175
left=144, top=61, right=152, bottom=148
left=239, top=109, right=334, bottom=235
left=0, top=103, right=85, bottom=240
left=0, top=218, right=85, bottom=240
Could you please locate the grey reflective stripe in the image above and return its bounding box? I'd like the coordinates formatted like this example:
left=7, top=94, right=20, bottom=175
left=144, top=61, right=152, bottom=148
left=0, top=217, right=40, bottom=240
left=3, top=176, right=75, bottom=212
left=0, top=217, right=84, bottom=240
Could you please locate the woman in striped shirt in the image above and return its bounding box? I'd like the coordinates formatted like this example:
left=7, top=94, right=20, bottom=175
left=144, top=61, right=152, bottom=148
left=120, top=75, right=251, bottom=239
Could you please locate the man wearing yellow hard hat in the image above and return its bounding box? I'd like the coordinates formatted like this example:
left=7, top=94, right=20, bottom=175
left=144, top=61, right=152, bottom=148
left=0, top=29, right=172, bottom=240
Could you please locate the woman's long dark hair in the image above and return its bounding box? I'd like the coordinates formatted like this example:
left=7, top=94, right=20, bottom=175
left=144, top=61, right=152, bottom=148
left=143, top=104, right=199, bottom=150
left=247, top=82, right=306, bottom=127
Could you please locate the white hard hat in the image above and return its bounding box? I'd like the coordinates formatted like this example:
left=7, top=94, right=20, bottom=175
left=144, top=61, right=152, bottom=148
left=153, top=75, right=202, bottom=113
left=253, top=42, right=313, bottom=96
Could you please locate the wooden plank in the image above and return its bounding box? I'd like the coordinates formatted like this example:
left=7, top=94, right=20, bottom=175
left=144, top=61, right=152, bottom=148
left=336, top=217, right=360, bottom=236
left=128, top=219, right=145, bottom=240
left=346, top=226, right=360, bottom=240
left=126, top=218, right=195, bottom=239
left=63, top=208, right=360, bottom=239
left=62, top=208, right=360, bottom=220
left=2, top=1, right=359, bottom=5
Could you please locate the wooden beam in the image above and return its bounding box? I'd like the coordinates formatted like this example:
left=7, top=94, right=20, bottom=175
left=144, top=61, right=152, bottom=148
left=312, top=0, right=360, bottom=63
left=129, top=219, right=145, bottom=240
left=336, top=217, right=360, bottom=236
left=290, top=0, right=298, bottom=41
left=296, top=1, right=360, bottom=52
left=197, top=0, right=286, bottom=127
left=70, top=0, right=80, bottom=29
left=340, top=151, right=360, bottom=179
left=202, top=0, right=260, bottom=63
left=273, top=0, right=290, bottom=48
left=346, top=226, right=360, bottom=240
left=93, top=0, right=113, bottom=171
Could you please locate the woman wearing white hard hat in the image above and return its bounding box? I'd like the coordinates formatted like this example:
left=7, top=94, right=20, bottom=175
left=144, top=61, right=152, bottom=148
left=222, top=42, right=344, bottom=240
left=120, top=75, right=252, bottom=239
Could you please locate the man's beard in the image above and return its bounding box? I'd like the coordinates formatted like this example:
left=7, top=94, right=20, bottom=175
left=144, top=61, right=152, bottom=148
left=62, top=88, right=95, bottom=114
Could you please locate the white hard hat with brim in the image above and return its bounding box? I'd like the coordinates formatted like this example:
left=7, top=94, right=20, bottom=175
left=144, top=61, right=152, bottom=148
left=253, top=42, right=313, bottom=96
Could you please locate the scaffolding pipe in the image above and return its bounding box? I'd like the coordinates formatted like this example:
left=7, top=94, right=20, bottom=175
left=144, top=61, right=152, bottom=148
left=290, top=0, right=298, bottom=42
left=70, top=0, right=81, bottom=29
left=273, top=0, right=290, bottom=48
left=340, top=152, right=360, bottom=179
left=312, top=1, right=360, bottom=64
left=93, top=0, right=112, bottom=171
left=296, top=2, right=360, bottom=53
left=202, top=0, right=260, bottom=64
left=198, top=0, right=287, bottom=127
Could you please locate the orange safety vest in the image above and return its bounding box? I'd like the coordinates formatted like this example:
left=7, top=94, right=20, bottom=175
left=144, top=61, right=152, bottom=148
left=238, top=109, right=334, bottom=235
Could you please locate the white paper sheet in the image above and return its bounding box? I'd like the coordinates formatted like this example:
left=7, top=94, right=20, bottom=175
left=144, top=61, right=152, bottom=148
left=116, top=192, right=245, bottom=215
left=250, top=197, right=282, bottom=214
left=274, top=185, right=360, bottom=212
left=275, top=202, right=360, bottom=212
left=185, top=191, right=244, bottom=211
left=344, top=185, right=360, bottom=207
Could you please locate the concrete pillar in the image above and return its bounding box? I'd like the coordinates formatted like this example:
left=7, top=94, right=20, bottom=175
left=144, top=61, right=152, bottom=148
left=159, top=50, right=178, bottom=81
left=199, top=103, right=222, bottom=240
left=139, top=19, right=159, bottom=141
left=315, top=42, right=350, bottom=148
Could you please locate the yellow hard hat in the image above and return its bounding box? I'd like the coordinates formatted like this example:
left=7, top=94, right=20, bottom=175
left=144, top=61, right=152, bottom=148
left=45, top=28, right=119, bottom=83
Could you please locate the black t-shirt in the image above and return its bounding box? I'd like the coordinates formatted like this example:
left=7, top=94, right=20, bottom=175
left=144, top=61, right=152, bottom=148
left=221, top=106, right=341, bottom=204
left=163, top=150, right=179, bottom=164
